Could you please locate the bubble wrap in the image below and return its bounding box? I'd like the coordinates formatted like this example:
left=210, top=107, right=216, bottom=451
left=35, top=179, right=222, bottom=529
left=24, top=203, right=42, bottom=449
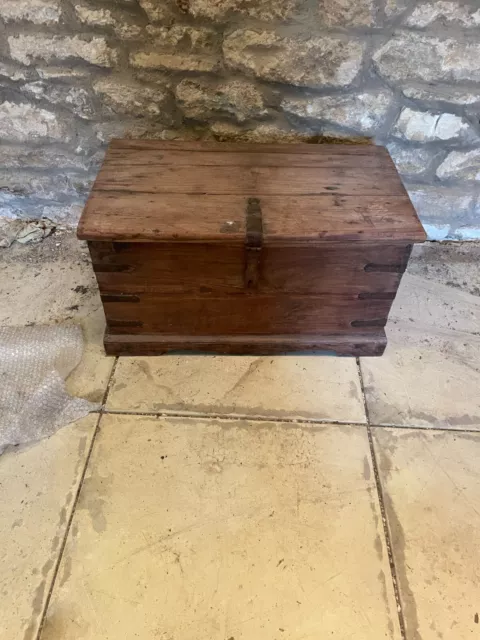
left=0, top=325, right=100, bottom=452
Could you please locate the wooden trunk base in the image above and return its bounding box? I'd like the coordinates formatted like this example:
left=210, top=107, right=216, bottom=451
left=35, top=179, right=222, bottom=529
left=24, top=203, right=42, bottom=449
left=104, top=331, right=387, bottom=357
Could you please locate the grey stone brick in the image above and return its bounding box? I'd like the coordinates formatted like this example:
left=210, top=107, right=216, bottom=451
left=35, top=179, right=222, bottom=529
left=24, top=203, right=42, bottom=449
left=176, top=78, right=267, bottom=123
left=0, top=101, right=71, bottom=143
left=188, top=0, right=301, bottom=21
left=224, top=30, right=366, bottom=89
left=374, top=32, right=480, bottom=84
left=0, top=0, right=61, bottom=25
left=8, top=34, right=118, bottom=67
left=283, top=90, right=394, bottom=134
left=437, top=150, right=480, bottom=182
left=318, top=0, right=377, bottom=27
left=392, top=108, right=474, bottom=142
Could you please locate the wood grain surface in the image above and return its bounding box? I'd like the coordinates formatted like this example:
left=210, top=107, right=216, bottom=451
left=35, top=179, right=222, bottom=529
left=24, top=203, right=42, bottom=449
left=105, top=148, right=396, bottom=168
left=103, top=294, right=393, bottom=335
left=78, top=140, right=426, bottom=245
left=94, top=165, right=406, bottom=196
left=104, top=331, right=388, bottom=357
left=89, top=242, right=410, bottom=296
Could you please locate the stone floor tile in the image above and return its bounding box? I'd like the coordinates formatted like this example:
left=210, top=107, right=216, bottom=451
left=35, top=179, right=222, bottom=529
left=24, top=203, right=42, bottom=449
left=373, top=427, right=480, bottom=640
left=65, top=307, right=112, bottom=404
left=361, top=244, right=480, bottom=428
left=0, top=415, right=97, bottom=640
left=408, top=242, right=480, bottom=297
left=0, top=232, right=114, bottom=403
left=40, top=415, right=399, bottom=640
left=107, top=355, right=366, bottom=422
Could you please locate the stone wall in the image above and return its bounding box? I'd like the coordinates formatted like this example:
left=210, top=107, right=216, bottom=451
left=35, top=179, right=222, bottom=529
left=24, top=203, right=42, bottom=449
left=1, top=0, right=480, bottom=240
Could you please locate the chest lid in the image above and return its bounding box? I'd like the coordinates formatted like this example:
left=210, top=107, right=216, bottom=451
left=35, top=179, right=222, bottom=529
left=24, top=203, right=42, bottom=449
left=78, top=140, right=426, bottom=245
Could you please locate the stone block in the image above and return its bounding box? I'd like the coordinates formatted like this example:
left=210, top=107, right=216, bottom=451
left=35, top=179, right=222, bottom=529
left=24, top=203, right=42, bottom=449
left=437, top=150, right=480, bottom=182
left=176, top=78, right=267, bottom=123
left=223, top=29, right=365, bottom=89
left=22, top=82, right=96, bottom=120
left=138, top=0, right=176, bottom=22
left=405, top=1, right=480, bottom=28
left=318, top=0, right=376, bottom=26
left=0, top=146, right=90, bottom=171
left=8, top=34, right=118, bottom=67
left=130, top=52, right=220, bottom=72
left=282, top=90, right=393, bottom=134
left=407, top=184, right=475, bottom=224
left=402, top=85, right=480, bottom=106
left=386, top=143, right=440, bottom=176
left=0, top=171, right=82, bottom=201
left=0, top=0, right=61, bottom=24
left=188, top=0, right=301, bottom=21
left=74, top=4, right=143, bottom=39
left=392, top=108, right=472, bottom=142
left=146, top=25, right=218, bottom=51
left=93, top=78, right=173, bottom=120
left=374, top=32, right=480, bottom=84
left=384, top=0, right=410, bottom=19
left=131, top=25, right=221, bottom=73
left=0, top=62, right=32, bottom=82
left=0, top=101, right=71, bottom=143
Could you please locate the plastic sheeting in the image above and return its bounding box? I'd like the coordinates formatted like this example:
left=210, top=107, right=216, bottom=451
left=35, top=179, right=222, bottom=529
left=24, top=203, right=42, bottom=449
left=0, top=325, right=99, bottom=452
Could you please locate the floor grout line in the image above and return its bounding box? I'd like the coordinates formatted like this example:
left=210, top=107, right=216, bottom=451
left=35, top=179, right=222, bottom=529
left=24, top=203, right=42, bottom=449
left=91, top=355, right=480, bottom=433
left=367, top=425, right=407, bottom=640
left=356, top=357, right=371, bottom=425
left=102, top=408, right=368, bottom=427
left=35, top=357, right=119, bottom=640
left=95, top=408, right=480, bottom=434
left=355, top=356, right=480, bottom=434
left=358, top=356, right=408, bottom=640
left=368, top=423, right=480, bottom=434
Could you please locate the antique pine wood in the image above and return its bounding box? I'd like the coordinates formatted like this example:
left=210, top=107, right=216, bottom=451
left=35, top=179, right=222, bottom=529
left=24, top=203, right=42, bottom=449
left=78, top=140, right=426, bottom=356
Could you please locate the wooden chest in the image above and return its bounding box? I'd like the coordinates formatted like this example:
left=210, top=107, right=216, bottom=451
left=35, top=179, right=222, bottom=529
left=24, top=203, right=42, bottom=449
left=78, top=140, right=426, bottom=357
